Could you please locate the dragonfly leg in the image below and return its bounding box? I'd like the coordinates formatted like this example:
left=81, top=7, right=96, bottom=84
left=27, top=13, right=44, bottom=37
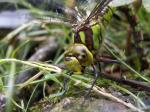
left=82, top=64, right=100, bottom=105
left=62, top=72, right=72, bottom=96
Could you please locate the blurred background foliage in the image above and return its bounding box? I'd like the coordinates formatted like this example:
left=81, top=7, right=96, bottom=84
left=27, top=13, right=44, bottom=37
left=0, top=0, right=150, bottom=112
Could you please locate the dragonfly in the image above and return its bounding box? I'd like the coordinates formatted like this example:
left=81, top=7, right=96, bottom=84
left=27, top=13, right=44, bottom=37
left=64, top=0, right=114, bottom=98
left=68, top=0, right=113, bottom=50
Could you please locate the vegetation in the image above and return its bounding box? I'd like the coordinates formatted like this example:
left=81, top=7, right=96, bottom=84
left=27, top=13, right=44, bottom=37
left=0, top=0, right=150, bottom=112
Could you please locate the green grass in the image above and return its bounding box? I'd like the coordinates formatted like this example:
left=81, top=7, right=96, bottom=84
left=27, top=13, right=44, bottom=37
left=0, top=0, right=150, bottom=112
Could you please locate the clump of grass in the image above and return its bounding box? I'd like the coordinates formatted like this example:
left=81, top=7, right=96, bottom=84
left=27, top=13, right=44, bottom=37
left=0, top=0, right=150, bottom=112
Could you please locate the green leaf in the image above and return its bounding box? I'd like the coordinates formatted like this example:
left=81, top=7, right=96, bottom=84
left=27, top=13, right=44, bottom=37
left=109, top=0, right=136, bottom=7
left=143, top=0, right=150, bottom=12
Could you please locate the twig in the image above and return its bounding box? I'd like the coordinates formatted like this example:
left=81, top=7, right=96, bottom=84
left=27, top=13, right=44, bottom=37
left=100, top=72, right=150, bottom=92
left=63, top=74, right=143, bottom=112
left=119, top=7, right=148, bottom=71
left=15, top=37, right=59, bottom=84
left=104, top=44, right=150, bottom=83
left=94, top=86, right=143, bottom=112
